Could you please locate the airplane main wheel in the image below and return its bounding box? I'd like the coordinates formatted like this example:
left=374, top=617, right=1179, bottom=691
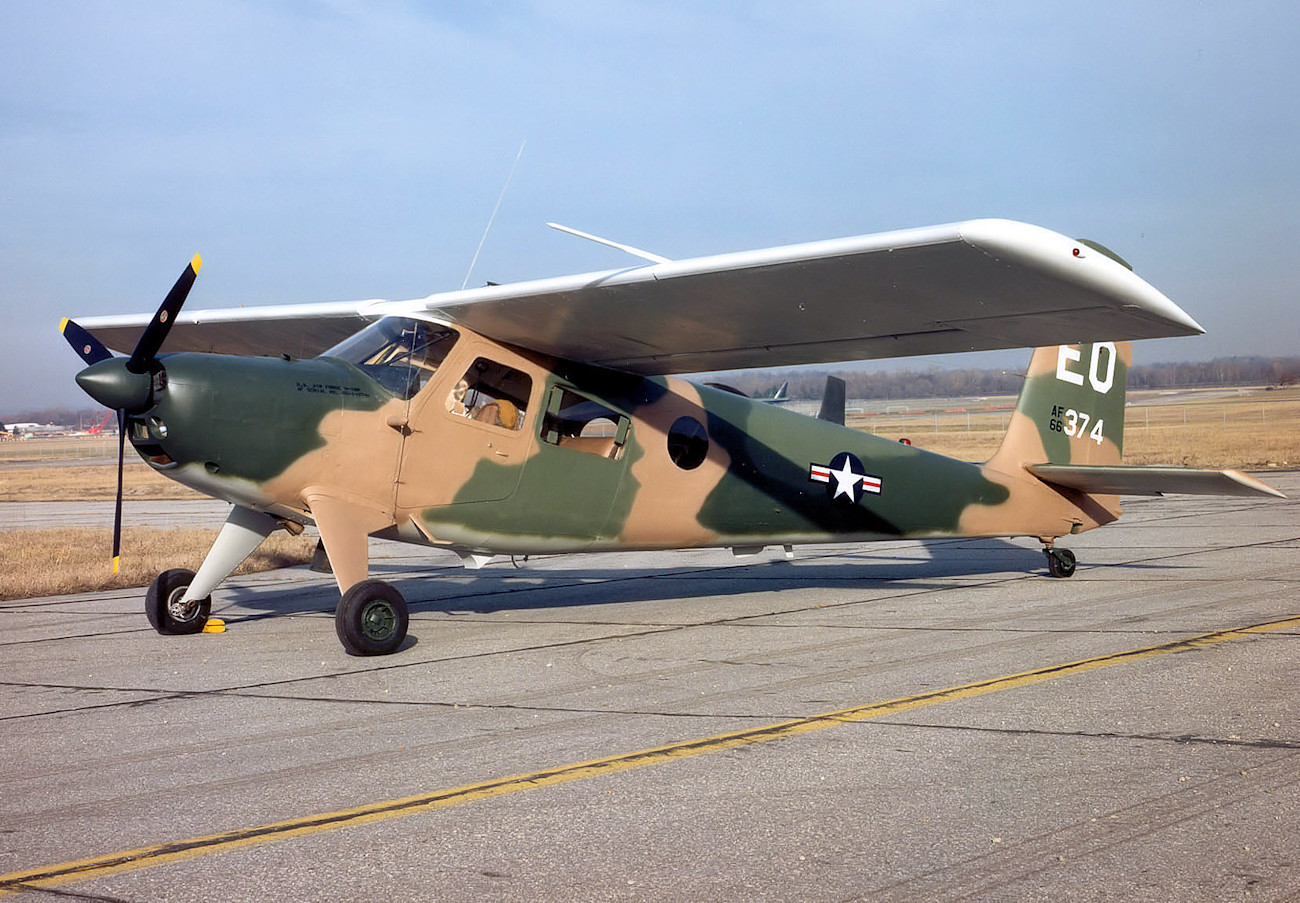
left=146, top=568, right=212, bottom=635
left=336, top=579, right=409, bottom=656
left=1045, top=548, right=1077, bottom=578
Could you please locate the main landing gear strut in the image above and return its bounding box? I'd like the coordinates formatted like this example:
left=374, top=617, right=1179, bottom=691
left=140, top=505, right=411, bottom=656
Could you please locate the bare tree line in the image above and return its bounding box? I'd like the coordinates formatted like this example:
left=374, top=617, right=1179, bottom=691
left=718, top=355, right=1300, bottom=401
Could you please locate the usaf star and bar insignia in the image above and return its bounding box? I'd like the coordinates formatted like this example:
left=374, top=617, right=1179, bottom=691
left=808, top=452, right=883, bottom=504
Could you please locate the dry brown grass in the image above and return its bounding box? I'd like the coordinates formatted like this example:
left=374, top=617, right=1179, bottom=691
left=0, top=527, right=317, bottom=601
left=853, top=388, right=1300, bottom=468
left=0, top=464, right=202, bottom=501
left=1119, top=392, right=1299, bottom=467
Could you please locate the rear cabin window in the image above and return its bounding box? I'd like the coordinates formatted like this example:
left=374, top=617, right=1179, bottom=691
left=667, top=415, right=708, bottom=470
left=446, top=357, right=532, bottom=431
left=540, top=387, right=630, bottom=460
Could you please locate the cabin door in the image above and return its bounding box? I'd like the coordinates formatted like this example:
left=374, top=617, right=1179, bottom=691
left=395, top=344, right=538, bottom=510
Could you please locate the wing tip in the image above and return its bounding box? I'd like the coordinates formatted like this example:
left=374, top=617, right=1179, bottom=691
left=958, top=219, right=1205, bottom=339
left=1223, top=469, right=1288, bottom=499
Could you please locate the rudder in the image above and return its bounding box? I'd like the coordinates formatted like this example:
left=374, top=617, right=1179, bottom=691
left=988, top=342, right=1131, bottom=472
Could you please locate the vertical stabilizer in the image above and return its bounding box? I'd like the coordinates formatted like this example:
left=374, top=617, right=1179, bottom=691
left=988, top=342, right=1131, bottom=473
left=817, top=375, right=846, bottom=425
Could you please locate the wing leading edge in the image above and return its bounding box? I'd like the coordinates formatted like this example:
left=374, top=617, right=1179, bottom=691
left=74, top=300, right=385, bottom=359
left=72, top=219, right=1203, bottom=371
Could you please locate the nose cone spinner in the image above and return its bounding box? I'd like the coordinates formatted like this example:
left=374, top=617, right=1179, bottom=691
left=75, top=358, right=154, bottom=413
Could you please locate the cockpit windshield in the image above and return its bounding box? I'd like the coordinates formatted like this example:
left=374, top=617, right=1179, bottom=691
left=320, top=317, right=459, bottom=400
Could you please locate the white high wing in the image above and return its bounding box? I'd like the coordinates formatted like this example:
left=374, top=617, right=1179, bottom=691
left=75, top=219, right=1202, bottom=369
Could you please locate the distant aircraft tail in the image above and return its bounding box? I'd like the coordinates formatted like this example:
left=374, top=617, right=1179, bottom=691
left=816, top=375, right=846, bottom=424
left=752, top=380, right=792, bottom=404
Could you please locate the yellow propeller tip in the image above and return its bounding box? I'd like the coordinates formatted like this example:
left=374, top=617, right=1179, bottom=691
left=59, top=317, right=70, bottom=333
left=111, top=556, right=120, bottom=575
left=190, top=253, right=202, bottom=272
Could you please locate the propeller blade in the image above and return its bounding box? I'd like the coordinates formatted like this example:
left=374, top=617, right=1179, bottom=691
left=127, top=253, right=201, bottom=374
left=59, top=318, right=114, bottom=365
left=112, top=409, right=126, bottom=574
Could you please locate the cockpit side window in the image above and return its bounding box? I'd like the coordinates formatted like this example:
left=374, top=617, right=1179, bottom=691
left=321, top=317, right=459, bottom=400
left=446, top=357, right=532, bottom=430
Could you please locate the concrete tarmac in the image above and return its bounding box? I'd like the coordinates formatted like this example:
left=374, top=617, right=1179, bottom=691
left=1, top=473, right=1297, bottom=902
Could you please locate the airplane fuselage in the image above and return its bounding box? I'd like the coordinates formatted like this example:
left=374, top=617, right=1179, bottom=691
left=128, top=319, right=1116, bottom=562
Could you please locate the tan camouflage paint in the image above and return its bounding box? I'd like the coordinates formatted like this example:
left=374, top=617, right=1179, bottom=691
left=258, top=329, right=561, bottom=583
left=988, top=341, right=1131, bottom=472
left=261, top=399, right=406, bottom=590
left=617, top=376, right=733, bottom=548
left=961, top=342, right=1132, bottom=539
left=393, top=336, right=544, bottom=514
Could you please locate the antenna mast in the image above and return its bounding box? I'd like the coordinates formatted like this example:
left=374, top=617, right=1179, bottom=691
left=462, top=140, right=526, bottom=290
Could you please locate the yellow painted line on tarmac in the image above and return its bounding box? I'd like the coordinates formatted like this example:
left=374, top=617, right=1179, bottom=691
left=4, top=614, right=1297, bottom=895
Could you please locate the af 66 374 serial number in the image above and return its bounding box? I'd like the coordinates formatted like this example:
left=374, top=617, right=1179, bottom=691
left=1049, top=405, right=1105, bottom=445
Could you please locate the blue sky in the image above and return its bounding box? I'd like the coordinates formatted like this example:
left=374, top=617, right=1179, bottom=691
left=3, top=1, right=1298, bottom=411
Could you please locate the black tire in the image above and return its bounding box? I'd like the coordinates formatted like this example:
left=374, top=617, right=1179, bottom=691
left=145, top=568, right=212, bottom=635
left=1045, top=547, right=1077, bottom=579
left=335, top=579, right=409, bottom=656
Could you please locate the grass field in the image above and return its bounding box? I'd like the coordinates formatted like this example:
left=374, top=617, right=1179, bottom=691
left=1, top=386, right=1293, bottom=598
left=0, top=528, right=317, bottom=602
left=852, top=386, right=1299, bottom=468
left=0, top=463, right=203, bottom=501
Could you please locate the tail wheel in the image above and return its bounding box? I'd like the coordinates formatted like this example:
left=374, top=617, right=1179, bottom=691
left=146, top=568, right=212, bottom=635
left=336, top=579, right=409, bottom=656
left=1044, top=547, right=1077, bottom=578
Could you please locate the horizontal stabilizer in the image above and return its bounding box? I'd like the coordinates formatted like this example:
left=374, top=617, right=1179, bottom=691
left=1027, top=464, right=1286, bottom=499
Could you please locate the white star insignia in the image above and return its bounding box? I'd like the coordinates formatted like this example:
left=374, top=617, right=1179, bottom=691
left=828, top=459, right=864, bottom=501
left=810, top=454, right=883, bottom=504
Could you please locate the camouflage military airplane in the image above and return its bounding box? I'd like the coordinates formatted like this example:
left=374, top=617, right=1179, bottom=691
left=61, top=219, right=1284, bottom=656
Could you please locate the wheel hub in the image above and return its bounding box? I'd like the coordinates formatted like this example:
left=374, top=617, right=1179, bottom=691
left=360, top=600, right=397, bottom=640
left=166, top=586, right=203, bottom=623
